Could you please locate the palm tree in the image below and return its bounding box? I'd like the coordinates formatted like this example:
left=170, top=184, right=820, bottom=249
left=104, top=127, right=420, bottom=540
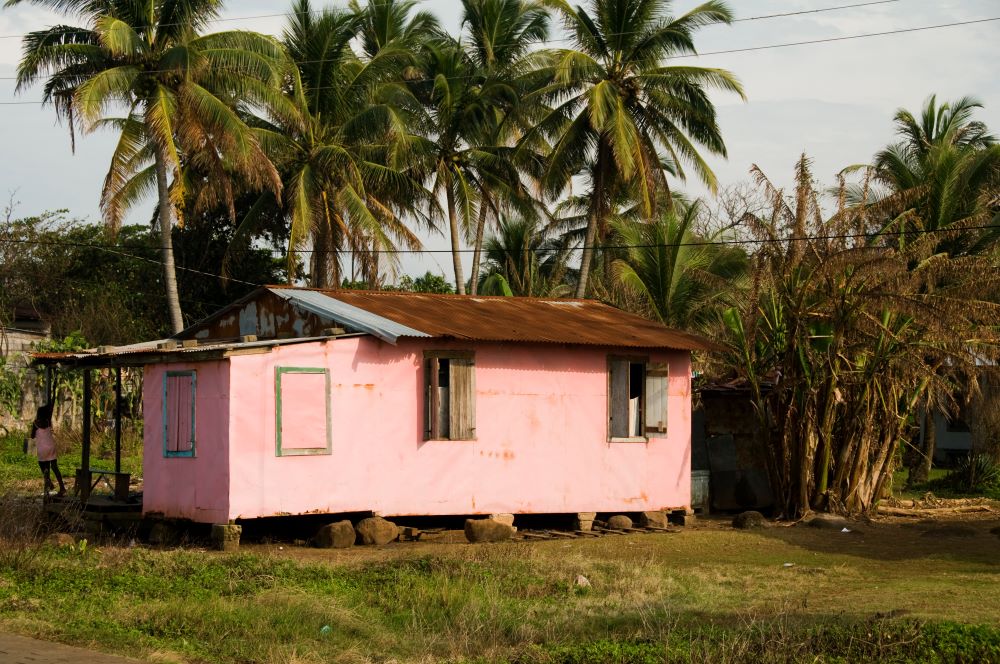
left=7, top=0, right=287, bottom=333
left=849, top=95, right=1000, bottom=256
left=534, top=0, right=744, bottom=298
left=393, top=37, right=526, bottom=294
left=461, top=0, right=552, bottom=294
left=477, top=216, right=570, bottom=297
left=242, top=0, right=432, bottom=289
left=610, top=202, right=747, bottom=331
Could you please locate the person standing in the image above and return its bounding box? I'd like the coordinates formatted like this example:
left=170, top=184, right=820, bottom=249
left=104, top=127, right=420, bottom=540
left=31, top=403, right=66, bottom=497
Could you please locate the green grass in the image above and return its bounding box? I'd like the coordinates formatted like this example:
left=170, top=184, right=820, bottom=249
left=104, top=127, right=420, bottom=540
left=2, top=443, right=998, bottom=662
left=893, top=467, right=1000, bottom=501
left=1, top=522, right=999, bottom=664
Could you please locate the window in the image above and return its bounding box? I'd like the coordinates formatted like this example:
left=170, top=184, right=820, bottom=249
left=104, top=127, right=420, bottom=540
left=275, top=367, right=332, bottom=456
left=163, top=371, right=196, bottom=457
left=424, top=351, right=476, bottom=440
left=608, top=358, right=668, bottom=441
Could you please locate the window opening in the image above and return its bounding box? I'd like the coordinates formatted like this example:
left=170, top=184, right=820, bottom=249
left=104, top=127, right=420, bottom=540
left=609, top=358, right=669, bottom=441
left=424, top=353, right=475, bottom=440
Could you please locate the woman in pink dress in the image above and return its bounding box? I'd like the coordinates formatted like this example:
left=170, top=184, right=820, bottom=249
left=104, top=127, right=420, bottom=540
left=31, top=404, right=65, bottom=497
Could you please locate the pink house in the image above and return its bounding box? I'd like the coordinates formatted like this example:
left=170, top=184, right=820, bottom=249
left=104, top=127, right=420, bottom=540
left=64, top=288, right=710, bottom=527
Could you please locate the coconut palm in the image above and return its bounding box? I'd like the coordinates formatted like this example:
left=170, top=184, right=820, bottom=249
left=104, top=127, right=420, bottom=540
left=461, top=0, right=552, bottom=293
left=7, top=0, right=288, bottom=333
left=533, top=0, right=744, bottom=298
left=611, top=202, right=747, bottom=331
left=391, top=37, right=527, bottom=294
left=477, top=216, right=571, bottom=297
left=849, top=95, right=1000, bottom=256
left=241, top=0, right=431, bottom=288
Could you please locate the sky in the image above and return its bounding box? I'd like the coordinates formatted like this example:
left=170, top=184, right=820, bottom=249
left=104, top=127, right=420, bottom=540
left=0, top=0, right=998, bottom=282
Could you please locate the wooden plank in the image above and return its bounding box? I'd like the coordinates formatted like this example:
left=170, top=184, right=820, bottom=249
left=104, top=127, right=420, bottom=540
left=449, top=358, right=476, bottom=440
left=645, top=362, right=668, bottom=436
left=543, top=530, right=578, bottom=539
left=608, top=359, right=629, bottom=438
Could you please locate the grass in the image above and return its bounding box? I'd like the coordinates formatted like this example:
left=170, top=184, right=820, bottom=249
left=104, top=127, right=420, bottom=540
left=1, top=516, right=999, bottom=663
left=893, top=467, right=1000, bottom=501
left=2, top=445, right=998, bottom=662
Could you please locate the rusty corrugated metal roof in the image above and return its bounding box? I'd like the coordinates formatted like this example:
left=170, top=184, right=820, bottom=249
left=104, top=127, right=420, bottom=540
left=269, top=286, right=714, bottom=351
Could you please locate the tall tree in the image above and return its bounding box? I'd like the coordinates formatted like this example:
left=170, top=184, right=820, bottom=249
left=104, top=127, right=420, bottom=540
left=244, top=0, right=428, bottom=288
left=394, top=37, right=525, bottom=294
left=534, top=0, right=744, bottom=298
left=847, top=96, right=1000, bottom=481
left=723, top=156, right=1000, bottom=517
left=851, top=95, right=1000, bottom=256
left=461, top=0, right=551, bottom=294
left=7, top=0, right=287, bottom=333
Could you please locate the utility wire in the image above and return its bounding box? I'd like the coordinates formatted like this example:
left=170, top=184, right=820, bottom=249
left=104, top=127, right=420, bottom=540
left=0, top=15, right=995, bottom=100
left=0, top=0, right=907, bottom=39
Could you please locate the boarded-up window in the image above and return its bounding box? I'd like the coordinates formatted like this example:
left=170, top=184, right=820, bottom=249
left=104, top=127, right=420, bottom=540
left=424, top=352, right=476, bottom=440
left=275, top=367, right=332, bottom=456
left=163, top=371, right=196, bottom=457
left=609, top=358, right=669, bottom=441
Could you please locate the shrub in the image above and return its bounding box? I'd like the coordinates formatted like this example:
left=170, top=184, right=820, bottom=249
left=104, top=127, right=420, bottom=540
left=946, top=453, right=1000, bottom=493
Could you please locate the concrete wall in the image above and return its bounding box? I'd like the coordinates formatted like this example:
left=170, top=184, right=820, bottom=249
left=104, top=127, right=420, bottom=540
left=142, top=360, right=231, bottom=523
left=225, top=337, right=692, bottom=521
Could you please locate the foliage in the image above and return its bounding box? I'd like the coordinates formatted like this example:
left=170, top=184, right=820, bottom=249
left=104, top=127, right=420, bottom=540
left=245, top=0, right=429, bottom=289
left=478, top=216, right=571, bottom=297
left=0, top=211, right=281, bottom=344
left=946, top=453, right=1000, bottom=494
left=7, top=0, right=288, bottom=332
left=844, top=95, right=1000, bottom=484
left=396, top=272, right=455, bottom=294
left=720, top=155, right=1000, bottom=517
left=532, top=0, right=744, bottom=296
left=609, top=201, right=748, bottom=331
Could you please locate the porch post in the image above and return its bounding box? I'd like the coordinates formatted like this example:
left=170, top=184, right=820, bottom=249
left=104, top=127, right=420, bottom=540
left=80, top=368, right=92, bottom=502
left=44, top=366, right=52, bottom=404
left=114, top=367, right=122, bottom=474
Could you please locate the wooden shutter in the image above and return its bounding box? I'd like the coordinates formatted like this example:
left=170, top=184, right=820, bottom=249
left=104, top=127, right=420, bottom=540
left=449, top=357, right=476, bottom=440
left=645, top=362, right=669, bottom=436
left=424, top=358, right=440, bottom=440
left=608, top=359, right=629, bottom=438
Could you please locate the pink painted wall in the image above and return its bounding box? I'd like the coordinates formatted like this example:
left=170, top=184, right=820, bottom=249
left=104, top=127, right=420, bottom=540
left=143, top=360, right=231, bottom=522
left=219, top=338, right=692, bottom=521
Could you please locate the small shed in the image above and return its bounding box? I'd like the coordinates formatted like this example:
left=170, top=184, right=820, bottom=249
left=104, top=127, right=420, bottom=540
left=41, top=287, right=710, bottom=525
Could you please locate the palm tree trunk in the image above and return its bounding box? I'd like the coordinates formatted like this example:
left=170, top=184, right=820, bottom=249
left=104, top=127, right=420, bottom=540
left=469, top=195, right=490, bottom=296
left=154, top=147, right=184, bottom=335
left=575, top=206, right=600, bottom=299
left=446, top=180, right=466, bottom=295
left=575, top=140, right=610, bottom=299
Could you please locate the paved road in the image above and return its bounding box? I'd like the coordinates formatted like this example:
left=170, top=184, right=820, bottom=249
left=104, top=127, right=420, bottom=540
left=0, top=633, right=145, bottom=663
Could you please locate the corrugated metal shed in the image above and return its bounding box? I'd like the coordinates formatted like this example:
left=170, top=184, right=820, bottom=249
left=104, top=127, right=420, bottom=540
left=261, top=287, right=713, bottom=350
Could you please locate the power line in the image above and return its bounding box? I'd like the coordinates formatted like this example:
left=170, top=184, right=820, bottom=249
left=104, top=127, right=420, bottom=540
left=731, top=0, right=902, bottom=22
left=0, top=15, right=995, bottom=102
left=0, top=234, right=263, bottom=286
left=0, top=0, right=907, bottom=40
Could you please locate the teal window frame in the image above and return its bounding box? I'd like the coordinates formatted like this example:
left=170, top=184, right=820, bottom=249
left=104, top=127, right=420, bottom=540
left=163, top=370, right=196, bottom=458
left=275, top=367, right=332, bottom=457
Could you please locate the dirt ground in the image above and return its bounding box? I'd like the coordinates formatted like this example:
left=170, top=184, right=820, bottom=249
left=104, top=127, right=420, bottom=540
left=240, top=504, right=1000, bottom=565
